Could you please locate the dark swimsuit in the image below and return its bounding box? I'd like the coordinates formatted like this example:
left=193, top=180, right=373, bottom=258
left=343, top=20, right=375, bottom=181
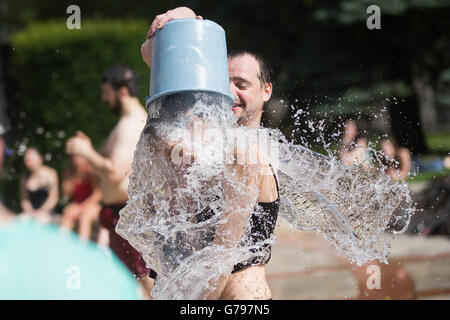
left=195, top=164, right=280, bottom=273
left=232, top=164, right=280, bottom=273
left=150, top=165, right=280, bottom=280
left=27, top=186, right=49, bottom=210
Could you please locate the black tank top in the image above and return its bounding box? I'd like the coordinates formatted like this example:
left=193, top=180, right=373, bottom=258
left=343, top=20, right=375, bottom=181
left=232, top=164, right=280, bottom=273
left=27, top=186, right=49, bottom=210
left=194, top=164, right=280, bottom=273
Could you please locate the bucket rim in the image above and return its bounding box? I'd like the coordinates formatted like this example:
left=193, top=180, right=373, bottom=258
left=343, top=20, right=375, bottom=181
left=163, top=18, right=225, bottom=33
left=146, top=89, right=234, bottom=110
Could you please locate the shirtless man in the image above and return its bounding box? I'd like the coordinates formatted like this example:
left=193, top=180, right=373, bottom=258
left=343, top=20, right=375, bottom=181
left=66, top=65, right=154, bottom=297
left=142, top=7, right=278, bottom=300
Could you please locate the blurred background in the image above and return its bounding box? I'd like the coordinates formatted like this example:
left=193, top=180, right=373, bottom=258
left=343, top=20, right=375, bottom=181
left=0, top=0, right=449, bottom=299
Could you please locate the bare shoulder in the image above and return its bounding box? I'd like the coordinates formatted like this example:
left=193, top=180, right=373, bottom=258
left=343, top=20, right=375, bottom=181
left=41, top=166, right=58, bottom=182
left=44, top=166, right=58, bottom=176
left=117, top=112, right=147, bottom=136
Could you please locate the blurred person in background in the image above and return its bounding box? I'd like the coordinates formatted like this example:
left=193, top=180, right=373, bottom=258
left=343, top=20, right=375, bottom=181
left=19, top=147, right=59, bottom=223
left=66, top=65, right=155, bottom=298
left=0, top=132, right=141, bottom=300
left=338, top=120, right=371, bottom=169
left=380, top=138, right=411, bottom=181
left=60, top=155, right=102, bottom=241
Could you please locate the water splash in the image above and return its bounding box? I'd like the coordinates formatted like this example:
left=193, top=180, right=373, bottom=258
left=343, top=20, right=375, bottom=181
left=116, top=92, right=262, bottom=299
left=116, top=92, right=414, bottom=299
left=275, top=139, right=413, bottom=265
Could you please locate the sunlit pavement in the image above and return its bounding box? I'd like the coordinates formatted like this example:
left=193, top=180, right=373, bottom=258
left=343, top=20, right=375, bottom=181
left=267, top=220, right=450, bottom=300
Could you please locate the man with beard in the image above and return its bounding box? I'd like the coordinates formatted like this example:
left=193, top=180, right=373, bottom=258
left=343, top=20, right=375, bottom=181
left=66, top=65, right=154, bottom=298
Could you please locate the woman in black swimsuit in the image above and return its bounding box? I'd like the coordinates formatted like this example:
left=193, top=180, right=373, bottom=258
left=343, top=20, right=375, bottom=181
left=20, top=148, right=59, bottom=222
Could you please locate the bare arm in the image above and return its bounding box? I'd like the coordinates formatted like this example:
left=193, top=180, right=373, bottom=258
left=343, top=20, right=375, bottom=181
left=66, top=130, right=134, bottom=184
left=339, top=121, right=358, bottom=160
left=97, top=227, right=110, bottom=247
left=83, top=148, right=125, bottom=184
left=398, top=148, right=411, bottom=180
left=20, top=176, right=34, bottom=213
left=61, top=169, right=75, bottom=198
left=37, top=168, right=59, bottom=213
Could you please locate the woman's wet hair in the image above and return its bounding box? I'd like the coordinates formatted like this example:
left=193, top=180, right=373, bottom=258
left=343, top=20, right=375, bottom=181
left=148, top=91, right=232, bottom=120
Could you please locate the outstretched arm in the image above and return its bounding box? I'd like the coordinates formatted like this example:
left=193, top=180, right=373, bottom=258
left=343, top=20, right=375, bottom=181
left=141, top=7, right=203, bottom=67
left=66, top=131, right=131, bottom=184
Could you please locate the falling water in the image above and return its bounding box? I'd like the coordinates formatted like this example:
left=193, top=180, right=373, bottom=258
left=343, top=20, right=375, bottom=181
left=116, top=92, right=414, bottom=299
left=275, top=138, right=413, bottom=265
left=116, top=92, right=263, bottom=299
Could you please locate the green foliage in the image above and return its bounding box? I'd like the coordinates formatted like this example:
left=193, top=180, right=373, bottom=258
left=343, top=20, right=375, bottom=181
left=425, top=131, right=450, bottom=153
left=3, top=19, right=149, bottom=210
left=407, top=168, right=450, bottom=183
left=314, top=0, right=450, bottom=24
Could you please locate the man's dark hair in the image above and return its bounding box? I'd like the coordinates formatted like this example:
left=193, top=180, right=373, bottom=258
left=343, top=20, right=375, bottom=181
left=227, top=50, right=273, bottom=86
left=101, top=65, right=139, bottom=97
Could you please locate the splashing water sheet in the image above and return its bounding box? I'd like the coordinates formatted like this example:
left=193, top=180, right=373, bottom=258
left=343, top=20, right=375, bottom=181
left=116, top=92, right=414, bottom=299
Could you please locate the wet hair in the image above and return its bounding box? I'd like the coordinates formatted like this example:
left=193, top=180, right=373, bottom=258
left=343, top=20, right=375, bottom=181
left=228, top=50, right=273, bottom=86
left=101, top=65, right=139, bottom=97
left=147, top=91, right=232, bottom=122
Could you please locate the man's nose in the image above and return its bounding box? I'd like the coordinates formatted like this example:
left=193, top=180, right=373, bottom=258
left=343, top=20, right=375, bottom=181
left=229, top=83, right=237, bottom=98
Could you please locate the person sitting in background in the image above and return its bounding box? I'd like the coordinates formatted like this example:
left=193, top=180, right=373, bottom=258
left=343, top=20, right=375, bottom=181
left=60, top=155, right=102, bottom=241
left=380, top=138, right=411, bottom=181
left=338, top=120, right=371, bottom=169
left=66, top=65, right=154, bottom=298
left=19, top=147, right=59, bottom=223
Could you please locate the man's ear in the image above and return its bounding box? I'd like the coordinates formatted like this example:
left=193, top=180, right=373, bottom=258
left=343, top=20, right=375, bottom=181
left=263, top=82, right=273, bottom=102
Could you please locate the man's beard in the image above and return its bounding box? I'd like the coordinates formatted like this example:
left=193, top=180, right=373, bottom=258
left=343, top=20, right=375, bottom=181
left=111, top=95, right=123, bottom=117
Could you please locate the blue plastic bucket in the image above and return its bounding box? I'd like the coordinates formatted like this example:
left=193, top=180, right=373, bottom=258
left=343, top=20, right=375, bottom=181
left=146, top=18, right=233, bottom=109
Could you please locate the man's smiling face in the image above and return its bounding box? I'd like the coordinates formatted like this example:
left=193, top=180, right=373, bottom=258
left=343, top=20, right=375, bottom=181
left=228, top=54, right=272, bottom=127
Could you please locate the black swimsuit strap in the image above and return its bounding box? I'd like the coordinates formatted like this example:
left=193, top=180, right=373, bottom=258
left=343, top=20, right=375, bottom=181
left=268, top=164, right=279, bottom=195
